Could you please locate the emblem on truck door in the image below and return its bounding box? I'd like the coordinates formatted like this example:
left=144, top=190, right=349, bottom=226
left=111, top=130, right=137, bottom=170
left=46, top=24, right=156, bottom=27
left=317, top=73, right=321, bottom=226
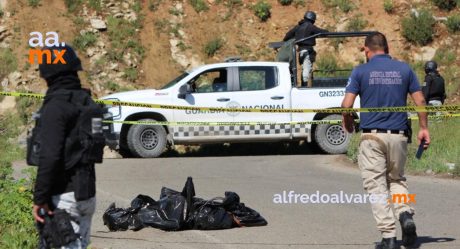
left=226, top=101, right=241, bottom=117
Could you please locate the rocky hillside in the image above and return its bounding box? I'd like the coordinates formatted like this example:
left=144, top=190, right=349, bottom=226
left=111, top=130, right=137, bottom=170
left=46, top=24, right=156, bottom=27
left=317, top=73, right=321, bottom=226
left=0, top=0, right=459, bottom=104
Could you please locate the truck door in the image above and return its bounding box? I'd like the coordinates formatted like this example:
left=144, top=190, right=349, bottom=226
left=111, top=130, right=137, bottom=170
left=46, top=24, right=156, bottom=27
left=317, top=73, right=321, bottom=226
left=227, top=66, right=291, bottom=140
left=172, top=67, right=236, bottom=142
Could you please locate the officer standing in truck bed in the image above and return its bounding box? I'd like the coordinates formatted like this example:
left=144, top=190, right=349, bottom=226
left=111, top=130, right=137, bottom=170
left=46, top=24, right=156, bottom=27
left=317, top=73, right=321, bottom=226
left=283, top=11, right=329, bottom=87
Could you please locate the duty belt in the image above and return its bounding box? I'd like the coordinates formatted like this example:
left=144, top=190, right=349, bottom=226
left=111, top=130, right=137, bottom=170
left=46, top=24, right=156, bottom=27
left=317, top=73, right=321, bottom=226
left=362, top=129, right=409, bottom=137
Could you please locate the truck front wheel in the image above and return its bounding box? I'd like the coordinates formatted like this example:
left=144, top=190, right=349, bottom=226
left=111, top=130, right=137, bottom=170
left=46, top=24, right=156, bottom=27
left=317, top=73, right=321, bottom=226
left=314, top=114, right=351, bottom=154
left=126, top=119, right=167, bottom=158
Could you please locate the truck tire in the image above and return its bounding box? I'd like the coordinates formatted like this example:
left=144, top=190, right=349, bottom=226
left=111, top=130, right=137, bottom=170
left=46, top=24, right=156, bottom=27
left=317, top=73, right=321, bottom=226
left=126, top=119, right=167, bottom=158
left=314, top=114, right=351, bottom=154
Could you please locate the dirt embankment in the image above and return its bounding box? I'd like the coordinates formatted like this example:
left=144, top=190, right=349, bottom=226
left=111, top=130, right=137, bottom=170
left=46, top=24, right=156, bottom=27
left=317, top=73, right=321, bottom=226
left=1, top=0, right=459, bottom=100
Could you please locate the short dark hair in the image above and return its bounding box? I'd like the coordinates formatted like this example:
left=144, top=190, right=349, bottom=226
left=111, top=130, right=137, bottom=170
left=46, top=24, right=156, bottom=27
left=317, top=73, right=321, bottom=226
left=365, top=32, right=389, bottom=54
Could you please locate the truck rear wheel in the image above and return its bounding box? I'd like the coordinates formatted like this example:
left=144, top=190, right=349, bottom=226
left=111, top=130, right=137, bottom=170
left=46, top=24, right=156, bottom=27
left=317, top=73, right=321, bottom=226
left=126, top=119, right=167, bottom=158
left=314, top=114, right=351, bottom=154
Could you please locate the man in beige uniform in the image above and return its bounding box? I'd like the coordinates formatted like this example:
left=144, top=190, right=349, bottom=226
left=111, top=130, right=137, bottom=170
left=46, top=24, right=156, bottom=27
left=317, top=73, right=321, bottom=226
left=341, top=32, right=430, bottom=249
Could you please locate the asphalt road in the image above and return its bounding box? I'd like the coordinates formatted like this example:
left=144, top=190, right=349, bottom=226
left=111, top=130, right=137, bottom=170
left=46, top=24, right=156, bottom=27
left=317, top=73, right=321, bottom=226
left=91, top=155, right=460, bottom=249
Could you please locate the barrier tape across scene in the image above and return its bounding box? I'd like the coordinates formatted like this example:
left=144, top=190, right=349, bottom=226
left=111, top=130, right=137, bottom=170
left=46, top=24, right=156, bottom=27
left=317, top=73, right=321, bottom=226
left=103, top=114, right=460, bottom=126
left=1, top=91, right=460, bottom=126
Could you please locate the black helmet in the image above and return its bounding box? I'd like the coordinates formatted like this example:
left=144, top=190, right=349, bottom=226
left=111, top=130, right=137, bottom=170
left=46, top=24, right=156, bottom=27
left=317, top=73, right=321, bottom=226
left=424, top=61, right=437, bottom=74
left=304, top=11, right=317, bottom=23
left=38, top=44, right=82, bottom=80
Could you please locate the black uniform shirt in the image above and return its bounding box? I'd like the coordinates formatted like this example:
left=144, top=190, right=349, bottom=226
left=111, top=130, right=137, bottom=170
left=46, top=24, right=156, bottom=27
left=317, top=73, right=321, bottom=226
left=283, top=20, right=329, bottom=49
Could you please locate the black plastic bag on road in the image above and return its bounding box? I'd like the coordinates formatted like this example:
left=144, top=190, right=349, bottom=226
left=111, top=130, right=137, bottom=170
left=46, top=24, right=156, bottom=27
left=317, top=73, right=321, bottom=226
left=231, top=203, right=268, bottom=227
left=130, top=194, right=156, bottom=210
left=190, top=198, right=234, bottom=230
left=138, top=191, right=186, bottom=231
left=222, top=191, right=268, bottom=227
left=102, top=177, right=267, bottom=232
left=102, top=203, right=144, bottom=231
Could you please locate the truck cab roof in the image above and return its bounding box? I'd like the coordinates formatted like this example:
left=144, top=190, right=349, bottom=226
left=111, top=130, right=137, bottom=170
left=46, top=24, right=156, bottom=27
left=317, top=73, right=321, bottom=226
left=189, top=61, right=289, bottom=73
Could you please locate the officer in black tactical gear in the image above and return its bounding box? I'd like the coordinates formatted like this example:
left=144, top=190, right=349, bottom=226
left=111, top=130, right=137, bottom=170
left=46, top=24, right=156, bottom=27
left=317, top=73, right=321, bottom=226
left=422, top=61, right=446, bottom=106
left=283, top=11, right=329, bottom=86
left=32, top=44, right=96, bottom=249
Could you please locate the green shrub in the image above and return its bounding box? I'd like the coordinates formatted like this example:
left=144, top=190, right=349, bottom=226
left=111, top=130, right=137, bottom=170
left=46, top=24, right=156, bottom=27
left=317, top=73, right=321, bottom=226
left=337, top=0, right=354, bottom=12
left=406, top=119, right=460, bottom=173
left=316, top=52, right=339, bottom=77
left=64, top=0, right=83, bottom=12
left=0, top=48, right=18, bottom=80
left=383, top=0, right=394, bottom=13
left=446, top=14, right=460, bottom=33
left=253, top=1, right=272, bottom=22
left=73, top=16, right=85, bottom=29
left=27, top=0, right=40, bottom=7
left=170, top=23, right=182, bottom=37
left=315, top=52, right=352, bottom=77
left=402, top=9, right=435, bottom=45
left=189, top=0, right=209, bottom=12
left=0, top=171, right=37, bottom=249
left=73, top=32, right=97, bottom=50
left=431, top=0, right=457, bottom=11
left=126, top=40, right=145, bottom=58
left=0, top=6, right=4, bottom=17
left=322, top=0, right=354, bottom=13
left=293, top=0, right=306, bottom=7
left=124, top=68, right=138, bottom=81
left=107, top=16, right=136, bottom=50
left=433, top=48, right=456, bottom=65
left=346, top=14, right=368, bottom=31
left=107, top=50, right=123, bottom=61
left=104, top=81, right=121, bottom=92
left=432, top=48, right=458, bottom=95
left=132, top=1, right=142, bottom=13
left=278, top=0, right=292, bottom=5
left=0, top=114, right=36, bottom=249
left=204, top=38, right=224, bottom=57
left=177, top=41, right=191, bottom=51
left=88, top=0, right=102, bottom=11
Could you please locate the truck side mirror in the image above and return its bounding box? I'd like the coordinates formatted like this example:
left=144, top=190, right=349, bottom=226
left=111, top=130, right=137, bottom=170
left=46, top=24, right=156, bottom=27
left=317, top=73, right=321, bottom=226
left=178, top=84, right=191, bottom=99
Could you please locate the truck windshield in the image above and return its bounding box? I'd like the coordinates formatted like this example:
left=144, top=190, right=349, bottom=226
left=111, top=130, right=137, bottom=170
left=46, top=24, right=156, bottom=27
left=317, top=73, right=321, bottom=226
left=160, top=72, right=189, bottom=89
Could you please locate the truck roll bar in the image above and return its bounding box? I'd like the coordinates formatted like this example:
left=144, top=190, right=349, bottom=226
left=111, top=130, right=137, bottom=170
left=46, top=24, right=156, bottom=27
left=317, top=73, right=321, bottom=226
left=268, top=31, right=378, bottom=86
left=269, top=31, right=378, bottom=49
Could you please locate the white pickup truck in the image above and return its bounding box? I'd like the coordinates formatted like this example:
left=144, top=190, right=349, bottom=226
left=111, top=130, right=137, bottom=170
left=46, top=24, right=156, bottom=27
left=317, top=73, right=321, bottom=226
left=102, top=60, right=358, bottom=158
left=102, top=32, right=375, bottom=158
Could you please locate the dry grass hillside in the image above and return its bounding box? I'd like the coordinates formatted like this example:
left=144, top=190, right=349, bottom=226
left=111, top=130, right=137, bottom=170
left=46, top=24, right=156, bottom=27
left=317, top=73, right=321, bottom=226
left=0, top=0, right=459, bottom=102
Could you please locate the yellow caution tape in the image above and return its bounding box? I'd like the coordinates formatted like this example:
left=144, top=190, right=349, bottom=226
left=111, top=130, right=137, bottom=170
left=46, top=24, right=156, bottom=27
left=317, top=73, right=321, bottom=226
left=1, top=91, right=460, bottom=114
left=103, top=114, right=460, bottom=126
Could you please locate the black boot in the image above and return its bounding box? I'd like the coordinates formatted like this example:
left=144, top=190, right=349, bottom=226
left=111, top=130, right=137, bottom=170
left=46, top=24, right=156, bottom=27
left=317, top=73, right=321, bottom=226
left=399, top=211, right=417, bottom=247
left=380, top=237, right=399, bottom=249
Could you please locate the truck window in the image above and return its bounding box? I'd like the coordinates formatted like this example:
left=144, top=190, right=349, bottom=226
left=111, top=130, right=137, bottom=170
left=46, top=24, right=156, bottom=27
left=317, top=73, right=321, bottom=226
left=238, top=66, right=278, bottom=91
left=160, top=72, right=189, bottom=89
left=190, top=69, right=229, bottom=93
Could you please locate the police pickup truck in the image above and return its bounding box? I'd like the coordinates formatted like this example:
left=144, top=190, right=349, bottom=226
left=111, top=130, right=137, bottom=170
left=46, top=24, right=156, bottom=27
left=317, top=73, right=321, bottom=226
left=102, top=32, right=371, bottom=158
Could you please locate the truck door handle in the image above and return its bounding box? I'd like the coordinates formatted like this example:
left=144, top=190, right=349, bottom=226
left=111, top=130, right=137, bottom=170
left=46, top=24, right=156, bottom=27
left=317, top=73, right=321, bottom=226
left=271, top=96, right=284, bottom=100
left=217, top=98, right=230, bottom=102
